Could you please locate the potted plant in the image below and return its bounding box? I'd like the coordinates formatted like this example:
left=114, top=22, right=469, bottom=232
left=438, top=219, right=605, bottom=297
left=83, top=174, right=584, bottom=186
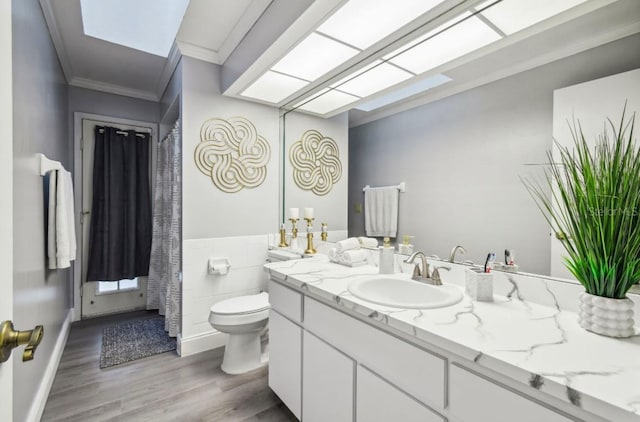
left=524, top=107, right=638, bottom=338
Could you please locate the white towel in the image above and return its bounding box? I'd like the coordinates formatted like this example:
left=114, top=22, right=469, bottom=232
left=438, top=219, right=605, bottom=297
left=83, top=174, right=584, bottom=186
left=365, top=186, right=399, bottom=237
left=47, top=170, right=58, bottom=269
left=54, top=170, right=76, bottom=269
left=357, top=237, right=379, bottom=249
left=341, top=249, right=368, bottom=264
left=335, top=237, right=360, bottom=254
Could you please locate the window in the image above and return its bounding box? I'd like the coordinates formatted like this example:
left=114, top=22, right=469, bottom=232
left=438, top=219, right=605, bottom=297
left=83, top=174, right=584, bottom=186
left=97, top=278, right=139, bottom=295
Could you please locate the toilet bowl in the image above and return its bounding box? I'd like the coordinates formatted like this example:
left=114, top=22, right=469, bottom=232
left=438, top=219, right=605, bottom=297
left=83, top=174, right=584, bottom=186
left=208, top=292, right=270, bottom=374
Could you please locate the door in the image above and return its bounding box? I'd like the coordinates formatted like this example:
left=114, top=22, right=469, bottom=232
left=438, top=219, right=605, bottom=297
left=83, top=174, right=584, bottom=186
left=551, top=69, right=640, bottom=278
left=81, top=118, right=152, bottom=318
left=0, top=0, right=13, bottom=418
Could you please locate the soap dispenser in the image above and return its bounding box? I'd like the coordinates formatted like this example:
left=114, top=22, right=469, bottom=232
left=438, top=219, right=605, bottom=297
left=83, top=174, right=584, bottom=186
left=379, top=237, right=395, bottom=274
left=398, top=235, right=414, bottom=255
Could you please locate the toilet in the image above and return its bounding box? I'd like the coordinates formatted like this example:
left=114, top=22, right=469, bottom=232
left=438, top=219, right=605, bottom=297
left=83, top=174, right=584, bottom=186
left=208, top=291, right=270, bottom=374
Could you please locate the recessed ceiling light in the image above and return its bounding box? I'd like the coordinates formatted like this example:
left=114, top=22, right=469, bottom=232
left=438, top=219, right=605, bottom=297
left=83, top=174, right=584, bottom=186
left=477, top=0, right=588, bottom=35
left=80, top=0, right=189, bottom=57
left=355, top=74, right=452, bottom=111
left=388, top=15, right=501, bottom=74
left=317, top=0, right=446, bottom=50
left=241, top=71, right=309, bottom=103
left=331, top=61, right=414, bottom=97
left=295, top=89, right=360, bottom=115
left=271, top=33, right=360, bottom=81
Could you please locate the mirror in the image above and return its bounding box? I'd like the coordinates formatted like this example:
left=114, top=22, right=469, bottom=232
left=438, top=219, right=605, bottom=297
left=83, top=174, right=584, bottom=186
left=278, top=11, right=640, bottom=277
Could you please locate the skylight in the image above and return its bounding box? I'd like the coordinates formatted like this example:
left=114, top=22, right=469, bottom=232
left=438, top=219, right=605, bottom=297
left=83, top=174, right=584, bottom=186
left=80, top=0, right=190, bottom=57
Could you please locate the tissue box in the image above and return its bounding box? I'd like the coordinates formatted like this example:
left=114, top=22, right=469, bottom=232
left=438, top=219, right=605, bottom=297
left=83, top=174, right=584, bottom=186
left=465, top=269, right=493, bottom=302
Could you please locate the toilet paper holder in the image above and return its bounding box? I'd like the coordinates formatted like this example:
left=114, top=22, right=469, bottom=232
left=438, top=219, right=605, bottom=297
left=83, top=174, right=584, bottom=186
left=208, top=257, right=231, bottom=275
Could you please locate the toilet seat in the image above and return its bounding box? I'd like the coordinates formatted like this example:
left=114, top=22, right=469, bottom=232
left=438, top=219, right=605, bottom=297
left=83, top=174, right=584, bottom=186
left=209, top=292, right=270, bottom=326
left=210, top=292, right=269, bottom=315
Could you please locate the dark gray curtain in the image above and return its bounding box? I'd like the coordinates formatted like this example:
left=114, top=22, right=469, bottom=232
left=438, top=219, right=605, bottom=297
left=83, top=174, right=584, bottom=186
left=86, top=126, right=152, bottom=281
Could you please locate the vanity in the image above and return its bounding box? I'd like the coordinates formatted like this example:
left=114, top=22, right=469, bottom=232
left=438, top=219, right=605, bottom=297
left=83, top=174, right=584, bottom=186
left=265, top=254, right=640, bottom=422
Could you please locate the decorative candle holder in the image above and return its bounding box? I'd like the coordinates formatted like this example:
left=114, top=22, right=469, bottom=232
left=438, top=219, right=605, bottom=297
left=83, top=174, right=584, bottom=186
left=304, top=217, right=316, bottom=254
left=278, top=224, right=288, bottom=248
left=321, top=222, right=328, bottom=241
left=289, top=218, right=299, bottom=239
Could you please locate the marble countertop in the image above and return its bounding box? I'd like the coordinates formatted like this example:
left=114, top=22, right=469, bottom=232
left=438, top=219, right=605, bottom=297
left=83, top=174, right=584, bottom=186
left=265, top=255, right=640, bottom=422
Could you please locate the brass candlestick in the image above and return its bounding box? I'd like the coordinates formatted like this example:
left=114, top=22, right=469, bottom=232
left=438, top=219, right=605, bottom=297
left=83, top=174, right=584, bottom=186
left=321, top=222, right=328, bottom=241
left=278, top=224, right=288, bottom=247
left=289, top=218, right=299, bottom=239
left=304, top=217, right=316, bottom=254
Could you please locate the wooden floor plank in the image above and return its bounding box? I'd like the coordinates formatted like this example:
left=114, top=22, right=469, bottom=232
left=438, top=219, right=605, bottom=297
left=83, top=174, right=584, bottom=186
left=41, top=311, right=297, bottom=421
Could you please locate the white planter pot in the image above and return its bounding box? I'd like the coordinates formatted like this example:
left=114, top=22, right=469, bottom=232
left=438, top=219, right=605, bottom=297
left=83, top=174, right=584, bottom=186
left=578, top=292, right=635, bottom=338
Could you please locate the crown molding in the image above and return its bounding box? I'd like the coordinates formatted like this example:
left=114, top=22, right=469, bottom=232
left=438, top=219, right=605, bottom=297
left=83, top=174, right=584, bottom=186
left=217, top=0, right=273, bottom=63
left=39, top=0, right=73, bottom=83
left=69, top=77, right=159, bottom=102
left=175, top=40, right=220, bottom=64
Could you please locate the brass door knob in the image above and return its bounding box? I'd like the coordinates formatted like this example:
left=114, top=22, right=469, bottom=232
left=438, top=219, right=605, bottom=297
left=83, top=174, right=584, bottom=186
left=0, top=321, right=44, bottom=363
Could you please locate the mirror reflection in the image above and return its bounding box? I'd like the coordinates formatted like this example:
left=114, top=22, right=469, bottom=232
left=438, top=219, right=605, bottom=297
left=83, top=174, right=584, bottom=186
left=280, top=24, right=640, bottom=278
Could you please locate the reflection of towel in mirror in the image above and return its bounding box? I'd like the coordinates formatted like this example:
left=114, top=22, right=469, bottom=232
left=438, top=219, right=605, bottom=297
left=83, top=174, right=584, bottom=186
left=335, top=237, right=360, bottom=254
left=365, top=187, right=398, bottom=238
left=48, top=169, right=77, bottom=269
left=341, top=249, right=368, bottom=264
left=357, top=237, right=379, bottom=249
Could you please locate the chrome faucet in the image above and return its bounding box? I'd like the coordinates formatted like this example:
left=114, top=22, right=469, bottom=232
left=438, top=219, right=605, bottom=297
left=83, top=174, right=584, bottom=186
left=430, top=266, right=450, bottom=285
left=403, top=251, right=440, bottom=285
left=448, top=245, right=467, bottom=263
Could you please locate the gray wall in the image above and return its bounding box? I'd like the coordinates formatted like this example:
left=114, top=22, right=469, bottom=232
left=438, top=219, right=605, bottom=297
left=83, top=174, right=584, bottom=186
left=349, top=34, right=640, bottom=275
left=12, top=1, right=71, bottom=420
left=68, top=85, right=159, bottom=128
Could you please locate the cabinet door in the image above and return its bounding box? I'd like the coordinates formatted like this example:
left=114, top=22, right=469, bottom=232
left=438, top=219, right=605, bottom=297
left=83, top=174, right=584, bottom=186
left=357, top=366, right=445, bottom=422
left=268, top=310, right=302, bottom=420
left=303, top=331, right=354, bottom=422
left=450, top=365, right=571, bottom=422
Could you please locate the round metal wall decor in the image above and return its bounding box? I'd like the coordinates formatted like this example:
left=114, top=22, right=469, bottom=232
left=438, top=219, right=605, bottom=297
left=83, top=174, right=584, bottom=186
left=289, top=130, right=342, bottom=196
left=195, top=117, right=271, bottom=193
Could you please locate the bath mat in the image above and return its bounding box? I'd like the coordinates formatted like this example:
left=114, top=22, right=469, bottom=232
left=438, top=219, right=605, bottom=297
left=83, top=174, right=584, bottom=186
left=100, top=317, right=176, bottom=369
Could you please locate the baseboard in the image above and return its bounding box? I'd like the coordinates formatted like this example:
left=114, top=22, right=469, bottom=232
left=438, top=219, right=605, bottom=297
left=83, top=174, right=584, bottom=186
left=178, top=330, right=227, bottom=357
left=27, top=308, right=73, bottom=422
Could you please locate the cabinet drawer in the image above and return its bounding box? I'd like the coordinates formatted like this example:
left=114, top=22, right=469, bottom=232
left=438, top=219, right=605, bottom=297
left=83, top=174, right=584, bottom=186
left=357, top=366, right=444, bottom=422
left=304, top=297, right=446, bottom=409
left=450, top=365, right=571, bottom=422
left=268, top=280, right=302, bottom=322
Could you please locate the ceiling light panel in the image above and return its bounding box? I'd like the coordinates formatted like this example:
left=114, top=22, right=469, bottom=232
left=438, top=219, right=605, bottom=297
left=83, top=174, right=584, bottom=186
left=356, top=74, right=452, bottom=111
left=296, top=89, right=360, bottom=115
left=477, top=0, right=588, bottom=35
left=241, top=71, right=309, bottom=103
left=80, top=0, right=189, bottom=57
left=316, top=0, right=446, bottom=50
left=388, top=15, right=501, bottom=74
left=271, top=33, right=359, bottom=81
left=331, top=61, right=414, bottom=97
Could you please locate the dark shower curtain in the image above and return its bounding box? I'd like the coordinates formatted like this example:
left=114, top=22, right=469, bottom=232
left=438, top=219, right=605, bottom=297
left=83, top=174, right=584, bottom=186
left=86, top=126, right=152, bottom=281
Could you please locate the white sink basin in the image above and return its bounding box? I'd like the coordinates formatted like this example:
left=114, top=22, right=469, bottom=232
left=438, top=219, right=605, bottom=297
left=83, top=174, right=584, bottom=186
left=348, top=276, right=463, bottom=309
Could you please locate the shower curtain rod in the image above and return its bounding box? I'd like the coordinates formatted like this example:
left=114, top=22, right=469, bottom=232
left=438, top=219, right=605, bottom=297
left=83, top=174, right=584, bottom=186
left=97, top=128, right=148, bottom=138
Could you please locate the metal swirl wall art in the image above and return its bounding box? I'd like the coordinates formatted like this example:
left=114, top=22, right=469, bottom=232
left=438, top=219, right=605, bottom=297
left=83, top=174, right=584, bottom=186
left=194, top=117, right=271, bottom=193
left=289, top=130, right=342, bottom=196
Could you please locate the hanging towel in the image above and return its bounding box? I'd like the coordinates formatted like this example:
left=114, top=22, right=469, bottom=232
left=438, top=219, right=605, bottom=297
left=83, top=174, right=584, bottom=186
left=52, top=170, right=76, bottom=269
left=365, top=186, right=399, bottom=237
left=47, top=170, right=58, bottom=269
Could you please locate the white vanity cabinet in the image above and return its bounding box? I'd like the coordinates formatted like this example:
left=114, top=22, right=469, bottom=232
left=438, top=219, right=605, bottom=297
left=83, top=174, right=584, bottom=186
left=267, top=280, right=303, bottom=420
left=449, top=365, right=572, bottom=422
left=302, top=331, right=354, bottom=422
left=356, top=366, right=444, bottom=422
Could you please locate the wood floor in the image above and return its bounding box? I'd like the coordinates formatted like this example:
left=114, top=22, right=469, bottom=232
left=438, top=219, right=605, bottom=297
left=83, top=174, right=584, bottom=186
left=41, top=311, right=298, bottom=422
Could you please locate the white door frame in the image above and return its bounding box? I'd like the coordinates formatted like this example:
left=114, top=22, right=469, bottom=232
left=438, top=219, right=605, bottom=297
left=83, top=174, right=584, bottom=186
left=0, top=0, right=13, bottom=419
left=72, top=112, right=158, bottom=321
